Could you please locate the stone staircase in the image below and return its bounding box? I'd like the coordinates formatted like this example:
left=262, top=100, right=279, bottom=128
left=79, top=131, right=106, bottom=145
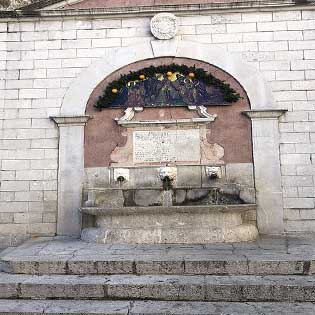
left=1, top=236, right=315, bottom=314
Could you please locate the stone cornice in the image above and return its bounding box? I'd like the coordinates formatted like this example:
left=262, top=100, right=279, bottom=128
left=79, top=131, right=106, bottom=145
left=1, top=0, right=314, bottom=20
left=242, top=109, right=288, bottom=119
left=50, top=115, right=91, bottom=126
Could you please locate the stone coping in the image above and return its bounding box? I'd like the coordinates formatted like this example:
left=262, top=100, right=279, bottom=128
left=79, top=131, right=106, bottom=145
left=242, top=109, right=288, bottom=119
left=0, top=0, right=311, bottom=19
left=81, top=204, right=257, bottom=216
left=50, top=115, right=91, bottom=126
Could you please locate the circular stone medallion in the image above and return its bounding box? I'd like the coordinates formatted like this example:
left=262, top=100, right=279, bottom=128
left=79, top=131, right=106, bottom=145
left=150, top=13, right=178, bottom=40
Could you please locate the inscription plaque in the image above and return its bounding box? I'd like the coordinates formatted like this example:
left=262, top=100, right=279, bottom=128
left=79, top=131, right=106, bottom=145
left=133, top=130, right=200, bottom=163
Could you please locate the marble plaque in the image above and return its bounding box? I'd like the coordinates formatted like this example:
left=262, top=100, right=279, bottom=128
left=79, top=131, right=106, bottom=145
left=133, top=130, right=200, bottom=163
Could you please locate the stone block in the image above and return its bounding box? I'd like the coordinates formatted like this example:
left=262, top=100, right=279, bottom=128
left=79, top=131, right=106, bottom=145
left=94, top=189, right=124, bottom=208
left=35, top=21, right=62, bottom=31
left=288, top=20, right=315, bottom=30
left=211, top=13, right=241, bottom=24
left=257, top=21, right=287, bottom=32
left=131, top=168, right=161, bottom=189
left=283, top=198, right=314, bottom=209
left=239, top=187, right=256, bottom=204
left=106, top=274, right=205, bottom=301
left=176, top=166, right=201, bottom=188
left=63, top=20, right=92, bottom=30
left=84, top=167, right=110, bottom=188
left=196, top=24, right=226, bottom=34
left=2, top=160, right=30, bottom=170
left=259, top=41, right=288, bottom=51
left=281, top=153, right=311, bottom=165
left=184, top=256, right=247, bottom=275
left=49, top=48, right=76, bottom=59
left=49, top=30, right=76, bottom=40
left=93, top=19, right=122, bottom=29
left=289, top=40, right=315, bottom=50
left=133, top=190, right=162, bottom=207
left=225, top=163, right=254, bottom=187
left=243, top=32, right=273, bottom=42
left=273, top=11, right=301, bottom=21
left=91, top=38, right=121, bottom=48
left=284, top=208, right=300, bottom=220
left=227, top=23, right=256, bottom=33
left=282, top=175, right=313, bottom=187
left=19, top=89, right=46, bottom=99
left=212, top=33, right=242, bottom=43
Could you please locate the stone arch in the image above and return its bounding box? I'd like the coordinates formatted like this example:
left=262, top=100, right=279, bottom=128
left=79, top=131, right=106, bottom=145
left=54, top=40, right=284, bottom=237
left=61, top=39, right=276, bottom=115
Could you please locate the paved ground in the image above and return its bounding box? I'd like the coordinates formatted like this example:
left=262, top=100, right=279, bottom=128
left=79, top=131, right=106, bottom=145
left=2, top=233, right=315, bottom=263
left=1, top=299, right=315, bottom=314
left=2, top=234, right=315, bottom=314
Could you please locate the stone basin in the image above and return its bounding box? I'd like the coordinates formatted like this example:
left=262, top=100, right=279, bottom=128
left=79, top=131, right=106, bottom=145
left=81, top=204, right=258, bottom=244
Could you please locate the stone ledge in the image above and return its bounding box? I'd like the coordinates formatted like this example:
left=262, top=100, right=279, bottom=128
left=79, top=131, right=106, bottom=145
left=117, top=118, right=216, bottom=128
left=243, top=109, right=287, bottom=119
left=50, top=115, right=91, bottom=126
left=81, top=204, right=257, bottom=216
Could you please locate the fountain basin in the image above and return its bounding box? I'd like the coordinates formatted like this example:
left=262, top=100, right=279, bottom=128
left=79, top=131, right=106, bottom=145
left=81, top=204, right=258, bottom=244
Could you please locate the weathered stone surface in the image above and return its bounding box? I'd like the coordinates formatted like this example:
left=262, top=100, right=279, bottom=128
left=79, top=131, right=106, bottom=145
left=4, top=235, right=315, bottom=276
left=94, top=189, right=125, bottom=208
left=1, top=300, right=315, bottom=315
left=2, top=272, right=315, bottom=301
left=133, top=190, right=162, bottom=207
left=82, top=224, right=258, bottom=244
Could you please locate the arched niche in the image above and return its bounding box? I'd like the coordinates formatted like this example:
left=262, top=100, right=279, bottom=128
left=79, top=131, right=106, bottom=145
left=84, top=57, right=252, bottom=168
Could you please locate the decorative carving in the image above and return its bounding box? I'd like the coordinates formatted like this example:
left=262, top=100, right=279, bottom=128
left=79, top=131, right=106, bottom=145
left=188, top=105, right=217, bottom=119
left=115, top=107, right=143, bottom=122
left=159, top=167, right=177, bottom=181
left=150, top=13, right=178, bottom=40
left=205, top=166, right=222, bottom=179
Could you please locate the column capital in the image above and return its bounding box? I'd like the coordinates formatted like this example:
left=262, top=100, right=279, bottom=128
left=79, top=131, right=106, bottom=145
left=50, top=115, right=91, bottom=126
left=242, top=109, right=287, bottom=119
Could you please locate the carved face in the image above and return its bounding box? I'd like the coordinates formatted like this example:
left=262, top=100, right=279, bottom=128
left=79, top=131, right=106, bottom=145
left=159, top=167, right=177, bottom=181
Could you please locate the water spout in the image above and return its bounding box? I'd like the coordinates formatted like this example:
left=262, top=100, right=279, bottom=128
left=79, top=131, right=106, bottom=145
left=159, top=167, right=176, bottom=206
left=162, top=175, right=172, bottom=191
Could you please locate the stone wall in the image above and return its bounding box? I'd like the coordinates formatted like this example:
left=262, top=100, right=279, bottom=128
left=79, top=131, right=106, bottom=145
left=1, top=7, right=315, bottom=245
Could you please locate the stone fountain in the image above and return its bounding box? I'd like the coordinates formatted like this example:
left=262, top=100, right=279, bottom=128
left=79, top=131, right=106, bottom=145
left=81, top=165, right=258, bottom=244
left=81, top=57, right=258, bottom=244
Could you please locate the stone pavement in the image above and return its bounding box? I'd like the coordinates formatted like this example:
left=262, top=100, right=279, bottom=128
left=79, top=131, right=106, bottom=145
left=1, top=234, right=315, bottom=314
left=1, top=300, right=315, bottom=314
left=2, top=233, right=315, bottom=275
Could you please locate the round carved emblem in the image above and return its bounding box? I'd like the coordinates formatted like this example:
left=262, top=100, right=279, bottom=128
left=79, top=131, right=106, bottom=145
left=150, top=13, right=178, bottom=40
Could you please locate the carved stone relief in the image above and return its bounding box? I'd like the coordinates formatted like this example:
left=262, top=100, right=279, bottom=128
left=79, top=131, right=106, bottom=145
left=150, top=13, right=178, bottom=40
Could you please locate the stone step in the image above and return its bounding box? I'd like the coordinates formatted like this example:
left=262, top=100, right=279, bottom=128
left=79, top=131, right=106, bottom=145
left=2, top=237, right=314, bottom=276
left=2, top=253, right=313, bottom=276
left=2, top=273, right=315, bottom=302
left=1, top=299, right=315, bottom=315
